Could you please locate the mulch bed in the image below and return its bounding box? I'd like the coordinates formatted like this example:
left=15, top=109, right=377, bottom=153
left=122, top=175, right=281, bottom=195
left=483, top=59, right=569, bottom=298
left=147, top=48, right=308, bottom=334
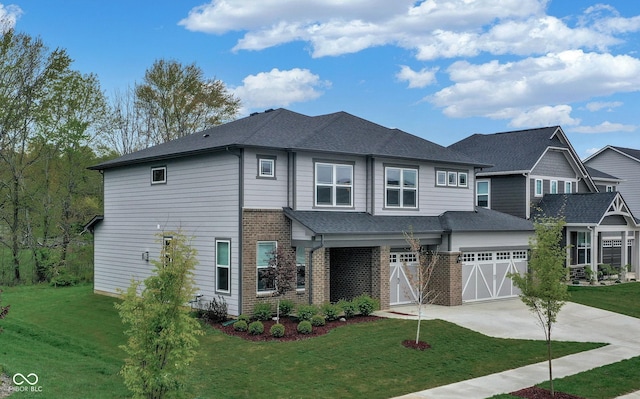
left=402, top=339, right=431, bottom=351
left=511, top=387, right=585, bottom=399
left=209, top=315, right=380, bottom=342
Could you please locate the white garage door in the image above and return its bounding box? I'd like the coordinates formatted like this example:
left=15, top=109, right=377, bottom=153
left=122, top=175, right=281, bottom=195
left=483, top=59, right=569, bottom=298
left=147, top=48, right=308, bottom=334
left=461, top=250, right=527, bottom=302
left=389, top=252, right=418, bottom=306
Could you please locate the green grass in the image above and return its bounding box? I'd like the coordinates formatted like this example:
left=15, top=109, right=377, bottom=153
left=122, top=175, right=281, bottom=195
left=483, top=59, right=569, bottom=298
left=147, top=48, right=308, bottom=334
left=0, top=284, right=602, bottom=399
left=568, top=282, right=640, bottom=318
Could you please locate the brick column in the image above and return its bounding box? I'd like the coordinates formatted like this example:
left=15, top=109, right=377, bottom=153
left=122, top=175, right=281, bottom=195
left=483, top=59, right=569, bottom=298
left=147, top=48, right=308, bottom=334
left=429, top=252, right=462, bottom=306
left=309, top=247, right=329, bottom=305
left=371, top=246, right=390, bottom=309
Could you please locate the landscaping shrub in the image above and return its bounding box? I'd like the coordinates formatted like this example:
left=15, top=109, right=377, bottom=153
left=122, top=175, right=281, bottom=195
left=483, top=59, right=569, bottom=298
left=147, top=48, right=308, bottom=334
left=253, top=302, right=273, bottom=321
left=321, top=302, right=341, bottom=321
left=248, top=321, right=264, bottom=335
left=278, top=299, right=295, bottom=317
left=355, top=294, right=378, bottom=316
left=338, top=299, right=356, bottom=318
left=270, top=323, right=285, bottom=338
left=237, top=314, right=251, bottom=323
left=311, top=314, right=326, bottom=327
left=200, top=295, right=228, bottom=322
left=296, top=304, right=319, bottom=321
left=234, top=320, right=248, bottom=332
left=297, top=320, right=312, bottom=334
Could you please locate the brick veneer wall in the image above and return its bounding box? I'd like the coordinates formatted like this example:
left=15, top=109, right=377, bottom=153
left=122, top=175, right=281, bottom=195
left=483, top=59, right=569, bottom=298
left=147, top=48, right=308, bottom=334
left=329, top=247, right=372, bottom=302
left=427, top=252, right=462, bottom=306
left=372, top=246, right=390, bottom=310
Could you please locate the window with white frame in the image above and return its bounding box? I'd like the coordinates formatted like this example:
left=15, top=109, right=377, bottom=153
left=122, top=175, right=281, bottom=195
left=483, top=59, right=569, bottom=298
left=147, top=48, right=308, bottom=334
left=257, top=156, right=276, bottom=178
left=151, top=166, right=167, bottom=184
left=577, top=232, right=591, bottom=264
left=296, top=247, right=306, bottom=290
left=476, top=180, right=490, bottom=208
left=315, top=162, right=353, bottom=207
left=436, top=170, right=447, bottom=186
left=550, top=180, right=558, bottom=194
left=447, top=171, right=458, bottom=186
left=436, top=169, right=468, bottom=188
left=257, top=241, right=276, bottom=292
left=565, top=181, right=572, bottom=194
left=458, top=172, right=468, bottom=187
left=385, top=167, right=417, bottom=208
left=606, top=185, right=614, bottom=192
left=216, top=240, right=230, bottom=293
left=535, top=179, right=543, bottom=197
left=163, top=236, right=173, bottom=264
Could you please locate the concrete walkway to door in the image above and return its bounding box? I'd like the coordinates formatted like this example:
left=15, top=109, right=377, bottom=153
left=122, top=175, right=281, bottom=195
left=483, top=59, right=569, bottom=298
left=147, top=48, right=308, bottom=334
left=375, top=299, right=640, bottom=398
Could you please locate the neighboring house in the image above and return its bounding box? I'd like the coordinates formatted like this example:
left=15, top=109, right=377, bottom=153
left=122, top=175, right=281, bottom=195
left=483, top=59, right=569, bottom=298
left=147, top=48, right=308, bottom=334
left=86, top=109, right=533, bottom=315
left=450, top=127, right=640, bottom=278
left=584, top=146, right=640, bottom=216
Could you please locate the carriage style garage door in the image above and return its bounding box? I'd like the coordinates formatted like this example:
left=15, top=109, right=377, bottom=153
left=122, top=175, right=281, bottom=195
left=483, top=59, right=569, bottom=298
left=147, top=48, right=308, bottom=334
left=389, top=252, right=419, bottom=306
left=461, top=250, right=527, bottom=302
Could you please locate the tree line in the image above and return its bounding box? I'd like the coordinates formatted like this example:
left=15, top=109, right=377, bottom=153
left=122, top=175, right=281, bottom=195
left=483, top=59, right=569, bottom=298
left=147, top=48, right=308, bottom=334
left=0, top=28, right=240, bottom=285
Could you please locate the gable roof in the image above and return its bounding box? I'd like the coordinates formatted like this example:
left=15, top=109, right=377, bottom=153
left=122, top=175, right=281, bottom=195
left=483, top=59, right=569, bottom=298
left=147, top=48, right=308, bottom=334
left=534, top=192, right=637, bottom=226
left=91, top=109, right=487, bottom=170
left=584, top=165, right=620, bottom=182
left=584, top=145, right=640, bottom=164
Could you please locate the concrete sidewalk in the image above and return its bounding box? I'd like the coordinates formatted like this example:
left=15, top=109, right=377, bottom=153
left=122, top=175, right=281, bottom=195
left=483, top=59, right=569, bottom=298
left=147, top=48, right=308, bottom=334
left=375, top=299, right=640, bottom=398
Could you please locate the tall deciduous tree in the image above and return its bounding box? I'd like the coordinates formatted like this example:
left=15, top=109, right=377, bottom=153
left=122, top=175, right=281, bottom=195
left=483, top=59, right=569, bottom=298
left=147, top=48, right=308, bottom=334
left=100, top=86, right=149, bottom=155
left=135, top=59, right=240, bottom=145
left=116, top=231, right=203, bottom=399
left=510, top=216, right=569, bottom=397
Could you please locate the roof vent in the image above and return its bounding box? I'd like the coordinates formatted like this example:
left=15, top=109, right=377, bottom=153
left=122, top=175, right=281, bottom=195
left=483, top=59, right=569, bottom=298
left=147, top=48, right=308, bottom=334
left=250, top=112, right=259, bottom=116
left=264, top=108, right=274, bottom=113
left=203, top=133, right=210, bottom=138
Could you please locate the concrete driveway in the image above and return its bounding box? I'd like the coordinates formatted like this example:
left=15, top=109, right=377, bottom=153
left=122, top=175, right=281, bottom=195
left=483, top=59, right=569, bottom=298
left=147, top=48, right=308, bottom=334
left=377, top=298, right=640, bottom=398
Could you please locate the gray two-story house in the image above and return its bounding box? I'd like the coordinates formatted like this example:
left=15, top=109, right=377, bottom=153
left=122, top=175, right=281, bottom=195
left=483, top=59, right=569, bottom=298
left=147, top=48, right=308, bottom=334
left=87, top=109, right=533, bottom=315
left=450, top=126, right=640, bottom=279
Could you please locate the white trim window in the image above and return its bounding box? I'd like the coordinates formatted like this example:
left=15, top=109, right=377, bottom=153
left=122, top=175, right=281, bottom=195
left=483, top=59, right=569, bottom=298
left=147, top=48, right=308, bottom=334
left=436, top=170, right=447, bottom=186
left=216, top=240, right=231, bottom=293
left=606, top=185, right=614, bottom=192
left=458, top=172, right=468, bottom=187
left=151, top=166, right=167, bottom=185
left=296, top=247, right=306, bottom=290
left=476, top=180, right=490, bottom=208
left=385, top=167, right=417, bottom=208
left=565, top=181, right=572, bottom=194
left=315, top=162, right=353, bottom=207
left=447, top=171, right=458, bottom=187
left=577, top=232, right=591, bottom=264
left=257, top=241, right=276, bottom=292
left=535, top=179, right=543, bottom=197
left=257, top=156, right=276, bottom=179
left=550, top=180, right=558, bottom=194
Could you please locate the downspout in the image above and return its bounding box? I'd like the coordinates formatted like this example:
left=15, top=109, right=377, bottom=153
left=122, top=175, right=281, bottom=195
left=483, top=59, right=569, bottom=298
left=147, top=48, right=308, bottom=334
left=308, top=234, right=324, bottom=305
left=228, top=147, right=244, bottom=314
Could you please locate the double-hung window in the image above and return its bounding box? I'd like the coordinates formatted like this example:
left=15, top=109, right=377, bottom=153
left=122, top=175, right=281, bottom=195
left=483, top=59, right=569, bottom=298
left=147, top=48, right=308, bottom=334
left=385, top=167, right=417, bottom=208
left=315, top=162, right=353, bottom=207
left=216, top=240, right=230, bottom=293
left=257, top=241, right=276, bottom=292
left=577, top=232, right=591, bottom=264
left=565, top=181, right=572, bottom=194
left=476, top=180, right=490, bottom=208
left=550, top=180, right=558, bottom=194
left=535, top=179, right=543, bottom=197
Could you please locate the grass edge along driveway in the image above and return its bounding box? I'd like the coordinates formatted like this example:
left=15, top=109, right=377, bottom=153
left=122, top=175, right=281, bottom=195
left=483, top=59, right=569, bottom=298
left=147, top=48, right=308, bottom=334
left=0, top=284, right=602, bottom=399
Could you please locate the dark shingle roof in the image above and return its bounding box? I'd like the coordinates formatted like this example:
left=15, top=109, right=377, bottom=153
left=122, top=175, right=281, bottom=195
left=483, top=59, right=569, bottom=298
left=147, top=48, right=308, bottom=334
left=91, top=109, right=487, bottom=170
left=585, top=165, right=620, bottom=181
left=611, top=146, right=640, bottom=162
left=283, top=207, right=533, bottom=235
left=534, top=192, right=619, bottom=224
left=448, top=126, right=567, bottom=173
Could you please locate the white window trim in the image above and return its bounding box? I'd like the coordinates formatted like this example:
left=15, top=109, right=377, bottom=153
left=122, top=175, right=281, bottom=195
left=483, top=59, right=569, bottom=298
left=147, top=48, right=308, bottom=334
left=550, top=180, right=558, bottom=194
left=384, top=166, right=418, bottom=209
left=476, top=180, right=490, bottom=209
left=257, top=156, right=276, bottom=179
left=215, top=240, right=231, bottom=294
left=577, top=232, right=591, bottom=265
left=296, top=247, right=306, bottom=291
left=535, top=178, right=543, bottom=197
left=151, top=166, right=167, bottom=185
left=458, top=172, right=468, bottom=188
left=257, top=241, right=277, bottom=293
left=565, top=181, right=572, bottom=194
left=314, top=162, right=353, bottom=207
left=606, top=185, right=614, bottom=192
left=436, top=170, right=447, bottom=186
left=447, top=171, right=458, bottom=187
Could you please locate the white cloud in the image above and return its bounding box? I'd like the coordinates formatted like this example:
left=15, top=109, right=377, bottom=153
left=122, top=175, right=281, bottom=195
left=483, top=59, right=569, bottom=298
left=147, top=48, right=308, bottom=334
left=429, top=50, right=640, bottom=122
left=571, top=121, right=637, bottom=134
left=585, top=101, right=623, bottom=112
left=0, top=3, right=22, bottom=31
left=584, top=147, right=601, bottom=156
left=232, top=68, right=330, bottom=111
left=396, top=65, right=438, bottom=89
left=495, top=105, right=580, bottom=128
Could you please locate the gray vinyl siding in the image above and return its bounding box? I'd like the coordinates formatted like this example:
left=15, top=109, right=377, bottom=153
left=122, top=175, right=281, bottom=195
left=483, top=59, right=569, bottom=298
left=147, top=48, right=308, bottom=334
left=450, top=231, right=532, bottom=252
left=532, top=150, right=576, bottom=178
left=585, top=150, right=640, bottom=216
left=243, top=148, right=289, bottom=209
left=94, top=152, right=241, bottom=315
left=489, top=175, right=527, bottom=219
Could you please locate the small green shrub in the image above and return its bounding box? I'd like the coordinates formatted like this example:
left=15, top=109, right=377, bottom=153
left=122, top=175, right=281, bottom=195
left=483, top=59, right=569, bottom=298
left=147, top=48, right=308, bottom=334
left=321, top=302, right=341, bottom=321
left=270, top=323, right=285, bottom=338
left=234, top=320, right=248, bottom=332
left=278, top=299, right=295, bottom=317
left=338, top=299, right=356, bottom=318
left=49, top=269, right=79, bottom=287
left=253, top=302, right=273, bottom=321
left=297, top=320, right=312, bottom=334
left=248, top=321, right=264, bottom=335
left=296, top=304, right=319, bottom=321
left=355, top=294, right=378, bottom=316
left=311, top=314, right=326, bottom=327
left=237, top=314, right=251, bottom=322
left=200, top=295, right=228, bottom=322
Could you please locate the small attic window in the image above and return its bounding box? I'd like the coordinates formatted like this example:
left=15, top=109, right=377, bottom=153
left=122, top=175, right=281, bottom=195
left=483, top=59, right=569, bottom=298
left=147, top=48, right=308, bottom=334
left=151, top=166, right=167, bottom=185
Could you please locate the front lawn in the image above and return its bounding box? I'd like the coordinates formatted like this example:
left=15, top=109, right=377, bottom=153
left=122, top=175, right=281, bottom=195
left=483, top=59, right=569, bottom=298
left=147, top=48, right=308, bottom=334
left=568, top=282, right=640, bottom=318
left=0, top=285, right=602, bottom=398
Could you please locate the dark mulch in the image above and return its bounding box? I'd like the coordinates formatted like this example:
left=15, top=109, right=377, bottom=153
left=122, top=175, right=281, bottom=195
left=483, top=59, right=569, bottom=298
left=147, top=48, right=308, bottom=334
left=511, top=387, right=585, bottom=399
left=210, top=315, right=380, bottom=342
left=402, top=339, right=431, bottom=351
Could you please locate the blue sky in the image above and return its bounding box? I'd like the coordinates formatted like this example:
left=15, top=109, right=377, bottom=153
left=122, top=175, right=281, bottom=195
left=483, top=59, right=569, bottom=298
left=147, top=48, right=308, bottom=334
left=3, top=0, right=640, bottom=158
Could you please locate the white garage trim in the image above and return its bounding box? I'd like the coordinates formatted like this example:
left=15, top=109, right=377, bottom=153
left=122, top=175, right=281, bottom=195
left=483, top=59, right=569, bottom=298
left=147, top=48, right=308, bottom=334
left=389, top=252, right=419, bottom=306
left=461, top=250, right=527, bottom=302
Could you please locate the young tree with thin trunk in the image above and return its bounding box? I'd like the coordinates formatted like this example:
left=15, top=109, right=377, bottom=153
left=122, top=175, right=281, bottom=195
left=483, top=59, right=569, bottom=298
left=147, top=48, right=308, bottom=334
left=265, top=246, right=298, bottom=321
left=510, top=216, right=568, bottom=397
left=116, top=231, right=203, bottom=399
left=403, top=230, right=439, bottom=345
